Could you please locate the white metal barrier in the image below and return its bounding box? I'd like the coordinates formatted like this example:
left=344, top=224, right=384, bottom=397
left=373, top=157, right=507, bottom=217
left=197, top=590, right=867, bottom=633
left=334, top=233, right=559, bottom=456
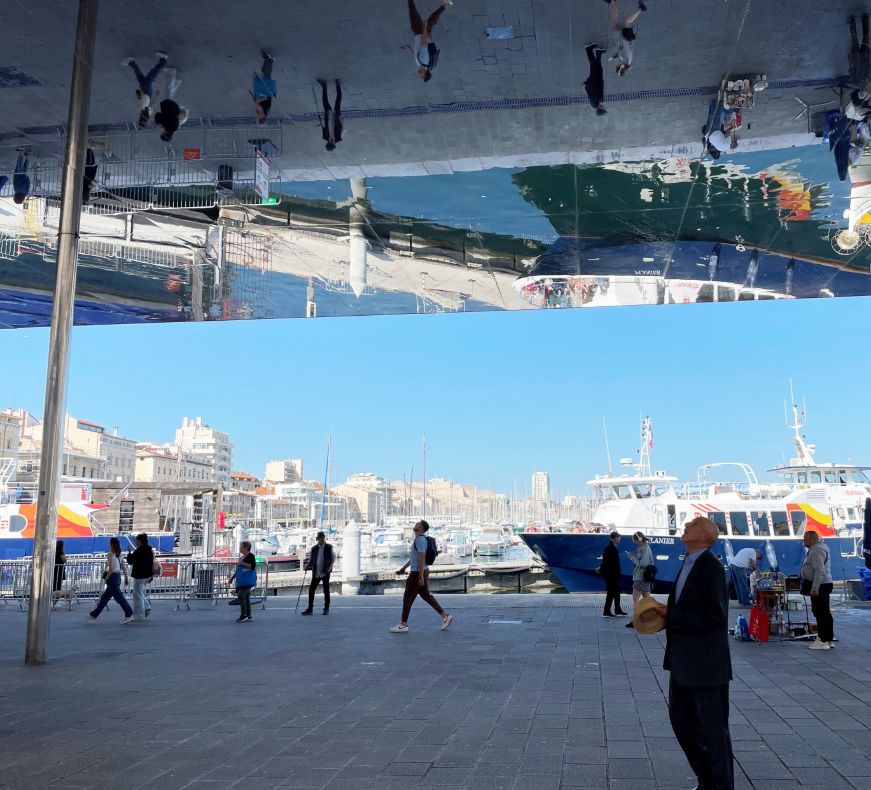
left=1, top=557, right=268, bottom=613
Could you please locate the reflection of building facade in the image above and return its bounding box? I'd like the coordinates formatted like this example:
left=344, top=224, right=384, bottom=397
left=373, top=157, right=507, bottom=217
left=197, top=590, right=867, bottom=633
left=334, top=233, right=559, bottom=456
left=174, top=416, right=233, bottom=486
left=0, top=409, right=22, bottom=473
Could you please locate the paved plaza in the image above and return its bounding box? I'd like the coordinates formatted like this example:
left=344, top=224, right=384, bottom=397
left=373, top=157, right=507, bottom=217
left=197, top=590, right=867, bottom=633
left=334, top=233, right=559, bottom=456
left=0, top=0, right=859, bottom=174
left=1, top=594, right=870, bottom=790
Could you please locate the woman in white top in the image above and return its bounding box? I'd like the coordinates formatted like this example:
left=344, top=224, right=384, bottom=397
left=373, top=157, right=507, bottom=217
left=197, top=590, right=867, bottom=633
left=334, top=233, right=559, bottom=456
left=404, top=0, right=453, bottom=82
left=86, top=537, right=135, bottom=623
left=624, top=531, right=654, bottom=628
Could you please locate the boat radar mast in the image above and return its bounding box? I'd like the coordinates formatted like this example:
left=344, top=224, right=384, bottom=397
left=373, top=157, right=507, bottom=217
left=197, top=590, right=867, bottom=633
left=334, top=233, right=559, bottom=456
left=625, top=416, right=654, bottom=477
left=786, top=383, right=816, bottom=467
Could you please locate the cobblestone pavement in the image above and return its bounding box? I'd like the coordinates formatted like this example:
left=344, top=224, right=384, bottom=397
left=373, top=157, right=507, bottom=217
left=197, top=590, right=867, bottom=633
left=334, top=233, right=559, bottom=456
left=0, top=0, right=858, bottom=172
left=1, top=595, right=869, bottom=789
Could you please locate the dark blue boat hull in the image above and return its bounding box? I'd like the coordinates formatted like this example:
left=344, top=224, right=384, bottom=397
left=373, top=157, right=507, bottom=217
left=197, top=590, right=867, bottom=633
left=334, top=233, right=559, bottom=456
left=520, top=532, right=864, bottom=593
left=0, top=533, right=177, bottom=560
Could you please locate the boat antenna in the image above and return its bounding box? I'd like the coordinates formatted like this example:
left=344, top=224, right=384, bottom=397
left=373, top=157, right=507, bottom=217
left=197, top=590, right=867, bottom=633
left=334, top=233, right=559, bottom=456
left=603, top=418, right=614, bottom=475
left=319, top=433, right=331, bottom=532
left=786, top=380, right=815, bottom=465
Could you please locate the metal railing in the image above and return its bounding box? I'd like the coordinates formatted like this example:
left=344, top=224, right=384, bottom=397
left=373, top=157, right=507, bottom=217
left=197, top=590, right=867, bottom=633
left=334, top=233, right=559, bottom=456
left=1, top=557, right=268, bottom=613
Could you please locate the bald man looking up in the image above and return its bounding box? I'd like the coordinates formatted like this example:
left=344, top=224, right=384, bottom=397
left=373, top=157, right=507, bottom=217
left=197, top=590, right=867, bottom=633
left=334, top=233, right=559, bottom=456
left=652, top=517, right=733, bottom=790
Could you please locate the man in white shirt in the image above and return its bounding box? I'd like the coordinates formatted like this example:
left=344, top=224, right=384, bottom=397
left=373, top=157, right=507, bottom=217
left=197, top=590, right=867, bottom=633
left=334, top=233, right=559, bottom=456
left=729, top=548, right=761, bottom=606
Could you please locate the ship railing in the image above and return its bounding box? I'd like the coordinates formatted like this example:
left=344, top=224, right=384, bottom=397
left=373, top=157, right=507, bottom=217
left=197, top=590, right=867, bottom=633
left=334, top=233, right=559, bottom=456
left=1, top=557, right=268, bottom=613
left=677, top=481, right=753, bottom=499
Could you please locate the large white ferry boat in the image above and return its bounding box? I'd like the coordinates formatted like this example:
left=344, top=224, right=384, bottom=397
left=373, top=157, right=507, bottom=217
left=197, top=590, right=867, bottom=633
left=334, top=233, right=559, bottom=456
left=521, top=410, right=871, bottom=593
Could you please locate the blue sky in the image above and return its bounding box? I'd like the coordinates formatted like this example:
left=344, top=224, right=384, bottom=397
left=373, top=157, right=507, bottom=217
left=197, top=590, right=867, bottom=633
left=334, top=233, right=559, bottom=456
left=2, top=296, right=870, bottom=497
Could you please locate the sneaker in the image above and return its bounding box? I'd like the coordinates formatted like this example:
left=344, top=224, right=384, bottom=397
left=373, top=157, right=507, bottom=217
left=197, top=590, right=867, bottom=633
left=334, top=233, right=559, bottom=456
left=322, top=609, right=329, bottom=615
left=84, top=614, right=96, bottom=622
left=614, top=611, right=628, bottom=617
left=122, top=57, right=134, bottom=67
left=145, top=609, right=151, bottom=618
left=317, top=78, right=327, bottom=88
left=261, top=48, right=273, bottom=61
left=603, top=612, right=616, bottom=618
left=122, top=616, right=135, bottom=624
left=244, top=616, right=252, bottom=622
left=236, top=616, right=247, bottom=623
left=808, top=639, right=831, bottom=650
left=155, top=51, right=169, bottom=60
left=301, top=609, right=313, bottom=616
left=638, top=1, right=647, bottom=10
left=441, top=614, right=454, bottom=631
left=390, top=624, right=409, bottom=633
left=625, top=621, right=634, bottom=628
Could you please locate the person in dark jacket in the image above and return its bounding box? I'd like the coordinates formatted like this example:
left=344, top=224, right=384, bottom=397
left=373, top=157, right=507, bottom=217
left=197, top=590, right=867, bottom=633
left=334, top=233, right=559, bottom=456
left=652, top=517, right=733, bottom=790
left=154, top=68, right=188, bottom=141
left=53, top=540, right=66, bottom=593
left=601, top=531, right=626, bottom=617
left=126, top=533, right=154, bottom=622
left=302, top=531, right=335, bottom=615
left=12, top=148, right=30, bottom=205
left=849, top=14, right=871, bottom=90
left=317, top=78, right=343, bottom=151
left=584, top=44, right=607, bottom=116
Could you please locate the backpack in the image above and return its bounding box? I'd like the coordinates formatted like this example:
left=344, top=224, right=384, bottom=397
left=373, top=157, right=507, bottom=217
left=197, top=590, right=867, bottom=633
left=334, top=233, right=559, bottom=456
left=152, top=559, right=162, bottom=577
left=642, top=563, right=657, bottom=583
left=426, top=42, right=440, bottom=71
left=424, top=535, right=439, bottom=566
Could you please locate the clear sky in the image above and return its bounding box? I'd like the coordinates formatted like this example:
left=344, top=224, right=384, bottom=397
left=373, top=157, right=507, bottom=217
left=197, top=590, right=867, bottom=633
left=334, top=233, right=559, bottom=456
left=2, top=296, right=869, bottom=498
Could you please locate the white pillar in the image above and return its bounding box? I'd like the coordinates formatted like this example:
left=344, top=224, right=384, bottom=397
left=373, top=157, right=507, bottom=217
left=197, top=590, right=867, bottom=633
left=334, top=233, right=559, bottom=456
left=342, top=519, right=361, bottom=595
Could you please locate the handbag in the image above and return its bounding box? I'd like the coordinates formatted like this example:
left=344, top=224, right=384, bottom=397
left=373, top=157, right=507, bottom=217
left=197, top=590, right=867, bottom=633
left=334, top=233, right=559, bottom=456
left=643, top=564, right=657, bottom=583
left=235, top=566, right=257, bottom=588
left=152, top=560, right=162, bottom=577
left=799, top=579, right=812, bottom=596
left=748, top=606, right=769, bottom=642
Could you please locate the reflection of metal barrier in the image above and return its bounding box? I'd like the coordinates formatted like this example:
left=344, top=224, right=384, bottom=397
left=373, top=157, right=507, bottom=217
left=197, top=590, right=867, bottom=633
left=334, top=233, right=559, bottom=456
left=0, top=557, right=267, bottom=613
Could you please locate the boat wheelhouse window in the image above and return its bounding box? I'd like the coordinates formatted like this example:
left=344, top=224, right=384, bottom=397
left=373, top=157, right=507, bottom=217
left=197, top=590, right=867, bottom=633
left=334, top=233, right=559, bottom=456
left=847, top=507, right=858, bottom=521
left=790, top=510, right=807, bottom=536
left=708, top=512, right=728, bottom=535
left=810, top=471, right=822, bottom=483
left=839, top=471, right=848, bottom=485
left=851, top=470, right=870, bottom=484
left=752, top=511, right=771, bottom=537
left=614, top=486, right=632, bottom=500
left=797, top=472, right=808, bottom=484
left=729, top=511, right=750, bottom=536
left=784, top=473, right=795, bottom=485
left=654, top=484, right=669, bottom=496
left=634, top=484, right=652, bottom=498
left=824, top=471, right=837, bottom=484
left=772, top=511, right=790, bottom=536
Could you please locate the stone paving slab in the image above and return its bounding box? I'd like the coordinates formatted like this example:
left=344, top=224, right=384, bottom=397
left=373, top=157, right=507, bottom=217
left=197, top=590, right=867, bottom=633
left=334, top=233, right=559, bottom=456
left=0, top=594, right=869, bottom=789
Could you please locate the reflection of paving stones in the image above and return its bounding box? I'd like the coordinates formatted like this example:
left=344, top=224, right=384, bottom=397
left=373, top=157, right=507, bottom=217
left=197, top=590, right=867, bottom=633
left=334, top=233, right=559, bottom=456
left=0, top=595, right=869, bottom=789
left=0, top=0, right=858, bottom=171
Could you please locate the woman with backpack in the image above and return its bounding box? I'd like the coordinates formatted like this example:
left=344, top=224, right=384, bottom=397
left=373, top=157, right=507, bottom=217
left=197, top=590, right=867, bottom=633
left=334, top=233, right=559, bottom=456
left=624, top=531, right=653, bottom=628
left=126, top=533, right=155, bottom=622
left=86, top=537, right=134, bottom=624
left=391, top=520, right=453, bottom=633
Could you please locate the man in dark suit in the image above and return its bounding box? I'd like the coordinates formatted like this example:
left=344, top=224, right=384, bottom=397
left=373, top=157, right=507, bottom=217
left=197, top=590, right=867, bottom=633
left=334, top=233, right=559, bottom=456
left=301, top=531, right=335, bottom=616
left=601, top=531, right=627, bottom=617
left=653, top=517, right=733, bottom=790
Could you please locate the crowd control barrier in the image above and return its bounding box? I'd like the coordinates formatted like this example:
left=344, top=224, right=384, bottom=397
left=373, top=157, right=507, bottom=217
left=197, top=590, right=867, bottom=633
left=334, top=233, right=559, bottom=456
left=0, top=557, right=268, bottom=613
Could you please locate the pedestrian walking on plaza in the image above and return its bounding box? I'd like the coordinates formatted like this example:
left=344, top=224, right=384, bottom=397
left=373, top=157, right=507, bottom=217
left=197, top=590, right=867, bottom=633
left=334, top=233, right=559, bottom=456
left=52, top=540, right=66, bottom=594
left=584, top=44, right=607, bottom=116
left=650, top=517, right=734, bottom=790
left=301, top=531, right=335, bottom=615
left=123, top=52, right=168, bottom=128
left=600, top=531, right=627, bottom=617
left=126, top=533, right=154, bottom=622
left=624, top=531, right=653, bottom=627
left=849, top=14, right=871, bottom=90
left=404, top=0, right=453, bottom=82
left=86, top=537, right=134, bottom=624
left=604, top=0, right=646, bottom=76
left=12, top=148, right=30, bottom=205
left=228, top=541, right=257, bottom=623
left=251, top=49, right=277, bottom=124
left=728, top=547, right=761, bottom=606
left=800, top=530, right=835, bottom=650
left=317, top=79, right=344, bottom=152
left=154, top=68, right=188, bottom=141
left=390, top=520, right=453, bottom=633
left=81, top=147, right=99, bottom=205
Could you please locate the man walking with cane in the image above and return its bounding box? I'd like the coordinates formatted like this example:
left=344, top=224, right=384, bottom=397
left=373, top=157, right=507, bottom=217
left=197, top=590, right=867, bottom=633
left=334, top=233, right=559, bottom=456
left=301, top=531, right=335, bottom=616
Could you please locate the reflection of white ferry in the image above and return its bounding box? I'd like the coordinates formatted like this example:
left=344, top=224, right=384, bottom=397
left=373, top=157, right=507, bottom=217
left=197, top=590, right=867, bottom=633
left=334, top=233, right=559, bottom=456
left=521, top=410, right=870, bottom=593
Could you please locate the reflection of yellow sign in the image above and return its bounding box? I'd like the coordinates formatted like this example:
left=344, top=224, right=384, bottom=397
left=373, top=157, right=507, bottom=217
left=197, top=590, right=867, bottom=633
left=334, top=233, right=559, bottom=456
left=23, top=198, right=41, bottom=239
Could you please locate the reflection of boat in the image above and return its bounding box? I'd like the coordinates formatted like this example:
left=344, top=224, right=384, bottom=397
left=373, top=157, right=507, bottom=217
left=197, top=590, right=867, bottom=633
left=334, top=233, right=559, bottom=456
left=444, top=529, right=474, bottom=558
left=0, top=481, right=175, bottom=559
left=521, top=411, right=871, bottom=593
